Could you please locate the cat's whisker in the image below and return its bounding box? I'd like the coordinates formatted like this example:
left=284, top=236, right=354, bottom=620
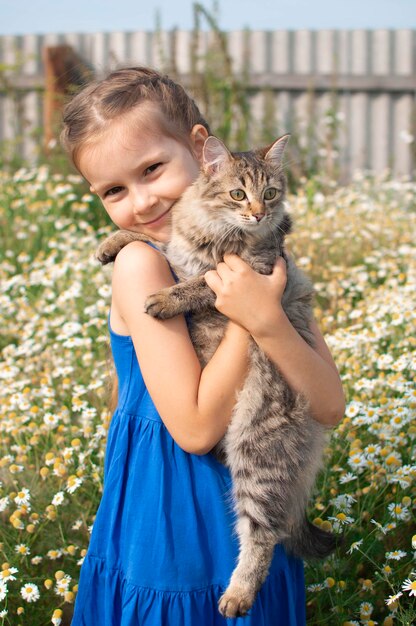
left=265, top=220, right=283, bottom=254
left=215, top=223, right=241, bottom=253
left=213, top=225, right=233, bottom=252
left=279, top=157, right=301, bottom=174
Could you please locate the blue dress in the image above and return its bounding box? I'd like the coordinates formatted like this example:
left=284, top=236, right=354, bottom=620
left=71, top=318, right=306, bottom=625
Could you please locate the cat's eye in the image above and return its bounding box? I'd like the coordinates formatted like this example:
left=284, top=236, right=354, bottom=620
left=230, top=189, right=246, bottom=201
left=264, top=188, right=278, bottom=200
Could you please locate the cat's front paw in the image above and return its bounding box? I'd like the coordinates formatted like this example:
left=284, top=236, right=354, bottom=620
left=218, top=585, right=255, bottom=618
left=96, top=238, right=120, bottom=265
left=95, top=231, right=147, bottom=265
left=145, top=292, right=177, bottom=320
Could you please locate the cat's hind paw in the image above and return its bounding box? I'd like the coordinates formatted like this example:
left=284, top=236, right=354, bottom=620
left=218, top=586, right=254, bottom=618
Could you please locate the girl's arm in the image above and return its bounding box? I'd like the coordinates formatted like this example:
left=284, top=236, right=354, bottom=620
left=111, top=242, right=251, bottom=455
left=205, top=254, right=345, bottom=427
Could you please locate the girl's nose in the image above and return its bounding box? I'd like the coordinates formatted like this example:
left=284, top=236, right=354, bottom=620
left=131, top=188, right=158, bottom=214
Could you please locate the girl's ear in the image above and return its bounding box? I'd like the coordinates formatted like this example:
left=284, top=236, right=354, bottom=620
left=190, top=124, right=209, bottom=162
left=202, top=136, right=232, bottom=174
left=264, top=134, right=290, bottom=168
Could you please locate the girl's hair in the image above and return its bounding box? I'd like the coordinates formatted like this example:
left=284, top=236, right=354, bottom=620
left=60, top=66, right=211, bottom=168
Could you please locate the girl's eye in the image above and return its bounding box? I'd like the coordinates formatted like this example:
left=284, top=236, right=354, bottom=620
left=145, top=162, right=162, bottom=175
left=264, top=187, right=277, bottom=200
left=230, top=189, right=246, bottom=201
left=104, top=186, right=123, bottom=198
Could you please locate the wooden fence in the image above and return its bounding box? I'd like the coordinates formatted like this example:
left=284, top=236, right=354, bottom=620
left=0, top=29, right=415, bottom=179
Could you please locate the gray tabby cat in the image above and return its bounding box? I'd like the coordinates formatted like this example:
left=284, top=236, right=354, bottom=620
left=96, top=135, right=337, bottom=618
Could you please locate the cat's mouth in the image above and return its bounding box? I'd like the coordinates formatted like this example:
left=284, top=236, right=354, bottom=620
left=238, top=215, right=269, bottom=227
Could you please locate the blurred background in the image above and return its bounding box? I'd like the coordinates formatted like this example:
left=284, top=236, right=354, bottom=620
left=0, top=0, right=415, bottom=184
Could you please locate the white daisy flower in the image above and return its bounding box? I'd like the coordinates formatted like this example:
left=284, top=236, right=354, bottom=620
left=0, top=580, right=7, bottom=602
left=402, top=578, right=416, bottom=596
left=0, top=496, right=10, bottom=512
left=347, top=539, right=363, bottom=554
left=54, top=575, right=71, bottom=597
left=14, top=488, right=30, bottom=506
left=387, top=503, right=411, bottom=521
left=52, top=491, right=65, bottom=507
left=20, top=582, right=40, bottom=602
left=385, top=591, right=403, bottom=605
left=359, top=600, right=373, bottom=617
left=31, top=556, right=43, bottom=565
left=15, top=543, right=30, bottom=556
left=386, top=550, right=407, bottom=560
left=339, top=472, right=357, bottom=484
left=66, top=476, right=83, bottom=494
left=43, top=412, right=60, bottom=428
left=1, top=567, right=18, bottom=582
left=347, top=452, right=368, bottom=472
left=330, top=494, right=357, bottom=512
left=345, top=401, right=362, bottom=418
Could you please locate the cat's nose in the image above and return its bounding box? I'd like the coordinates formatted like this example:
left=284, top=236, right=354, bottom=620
left=253, top=213, right=265, bottom=222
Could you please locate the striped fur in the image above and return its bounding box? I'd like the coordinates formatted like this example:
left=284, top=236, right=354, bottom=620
left=97, top=135, right=336, bottom=618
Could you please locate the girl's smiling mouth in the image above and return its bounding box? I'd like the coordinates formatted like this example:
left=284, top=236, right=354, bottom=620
left=141, top=207, right=172, bottom=226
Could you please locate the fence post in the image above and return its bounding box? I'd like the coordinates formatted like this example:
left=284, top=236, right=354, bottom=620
left=42, top=45, right=93, bottom=149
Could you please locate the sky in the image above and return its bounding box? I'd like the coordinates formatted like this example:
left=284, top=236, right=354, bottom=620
left=1, top=0, right=415, bottom=35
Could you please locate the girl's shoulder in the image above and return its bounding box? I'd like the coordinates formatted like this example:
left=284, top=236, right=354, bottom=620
left=111, top=240, right=176, bottom=322
left=113, top=240, right=167, bottom=277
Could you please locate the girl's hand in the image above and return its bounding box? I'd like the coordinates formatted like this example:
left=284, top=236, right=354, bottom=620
left=204, top=253, right=287, bottom=336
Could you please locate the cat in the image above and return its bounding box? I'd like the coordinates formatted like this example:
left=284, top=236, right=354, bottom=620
left=96, top=134, right=337, bottom=618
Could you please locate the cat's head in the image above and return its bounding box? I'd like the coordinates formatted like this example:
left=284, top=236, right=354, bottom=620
left=195, top=134, right=290, bottom=239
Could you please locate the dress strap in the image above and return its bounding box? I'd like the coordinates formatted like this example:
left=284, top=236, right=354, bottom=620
left=144, top=240, right=160, bottom=252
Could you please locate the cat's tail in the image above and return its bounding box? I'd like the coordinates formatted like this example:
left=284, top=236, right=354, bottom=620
left=284, top=518, right=341, bottom=560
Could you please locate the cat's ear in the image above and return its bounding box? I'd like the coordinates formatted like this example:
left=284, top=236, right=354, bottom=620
left=202, top=136, right=232, bottom=174
left=264, top=134, right=290, bottom=168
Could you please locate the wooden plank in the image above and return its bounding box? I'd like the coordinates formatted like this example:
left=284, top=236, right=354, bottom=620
left=393, top=94, right=413, bottom=175
left=271, top=30, right=290, bottom=74
left=371, top=93, right=390, bottom=172
left=316, top=30, right=336, bottom=75
left=21, top=91, right=40, bottom=161
left=394, top=29, right=414, bottom=75
left=175, top=30, right=192, bottom=74
left=373, top=30, right=391, bottom=75
left=350, top=93, right=368, bottom=171
left=249, top=31, right=267, bottom=74
left=245, top=73, right=416, bottom=91
left=351, top=30, right=369, bottom=75
left=3, top=71, right=415, bottom=94
left=129, top=31, right=149, bottom=66
left=108, top=31, right=128, bottom=67
left=294, top=30, right=313, bottom=74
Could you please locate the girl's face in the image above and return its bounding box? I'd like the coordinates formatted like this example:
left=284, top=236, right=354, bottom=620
left=79, top=110, right=208, bottom=242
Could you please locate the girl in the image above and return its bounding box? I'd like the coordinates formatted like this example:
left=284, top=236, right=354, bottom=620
left=61, top=67, right=345, bottom=625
